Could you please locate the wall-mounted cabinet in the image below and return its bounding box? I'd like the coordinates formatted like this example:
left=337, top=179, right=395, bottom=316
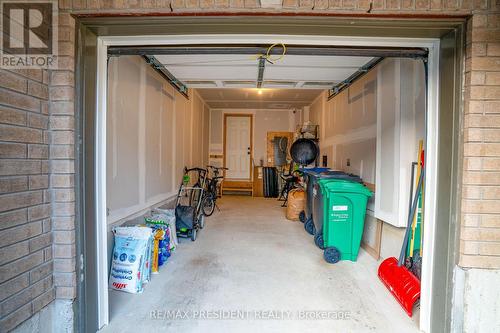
left=374, top=59, right=425, bottom=227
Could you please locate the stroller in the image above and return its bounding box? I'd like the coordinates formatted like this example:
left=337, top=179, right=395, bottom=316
left=175, top=167, right=207, bottom=241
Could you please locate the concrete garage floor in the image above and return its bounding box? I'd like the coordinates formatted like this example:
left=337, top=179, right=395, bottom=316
left=102, top=196, right=419, bottom=333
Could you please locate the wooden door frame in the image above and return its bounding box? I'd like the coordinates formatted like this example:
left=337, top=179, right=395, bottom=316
left=223, top=113, right=253, bottom=181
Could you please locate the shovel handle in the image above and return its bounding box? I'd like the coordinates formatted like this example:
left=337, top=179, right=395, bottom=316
left=399, top=169, right=424, bottom=267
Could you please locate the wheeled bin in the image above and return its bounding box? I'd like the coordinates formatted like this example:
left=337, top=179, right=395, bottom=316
left=310, top=172, right=362, bottom=245
left=299, top=167, right=330, bottom=225
left=318, top=179, right=372, bottom=264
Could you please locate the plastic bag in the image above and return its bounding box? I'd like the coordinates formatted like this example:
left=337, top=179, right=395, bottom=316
left=286, top=189, right=306, bottom=221
left=109, top=226, right=152, bottom=293
left=149, top=208, right=178, bottom=249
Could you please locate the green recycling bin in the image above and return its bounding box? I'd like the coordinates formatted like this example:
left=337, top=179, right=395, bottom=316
left=318, top=179, right=373, bottom=264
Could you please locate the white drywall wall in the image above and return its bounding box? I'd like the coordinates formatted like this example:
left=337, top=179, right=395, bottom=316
left=106, top=56, right=208, bottom=224
left=308, top=58, right=425, bottom=258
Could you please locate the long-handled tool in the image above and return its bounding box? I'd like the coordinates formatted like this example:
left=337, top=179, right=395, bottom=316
left=409, top=147, right=425, bottom=278
left=377, top=165, right=423, bottom=317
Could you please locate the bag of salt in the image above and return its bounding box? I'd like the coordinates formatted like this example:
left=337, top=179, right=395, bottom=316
left=109, top=226, right=152, bottom=293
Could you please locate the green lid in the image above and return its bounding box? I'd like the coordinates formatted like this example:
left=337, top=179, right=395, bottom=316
left=320, top=179, right=372, bottom=197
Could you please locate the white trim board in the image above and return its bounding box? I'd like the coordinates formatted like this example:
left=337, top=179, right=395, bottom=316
left=95, top=34, right=440, bottom=333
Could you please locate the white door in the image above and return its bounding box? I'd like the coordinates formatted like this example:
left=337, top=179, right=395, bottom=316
left=225, top=116, right=251, bottom=179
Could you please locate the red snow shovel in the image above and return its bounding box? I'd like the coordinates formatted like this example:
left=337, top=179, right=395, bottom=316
left=378, top=164, right=424, bottom=317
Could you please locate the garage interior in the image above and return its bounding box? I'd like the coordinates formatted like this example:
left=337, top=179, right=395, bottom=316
left=101, top=43, right=428, bottom=332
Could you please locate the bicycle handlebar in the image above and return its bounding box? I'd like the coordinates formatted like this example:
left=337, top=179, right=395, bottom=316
left=207, top=165, right=228, bottom=171
left=184, top=167, right=207, bottom=173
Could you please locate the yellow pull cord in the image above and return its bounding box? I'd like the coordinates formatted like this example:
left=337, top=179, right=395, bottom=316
left=253, top=43, right=287, bottom=64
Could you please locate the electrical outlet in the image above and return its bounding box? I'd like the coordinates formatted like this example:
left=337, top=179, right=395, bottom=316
left=346, top=158, right=351, bottom=167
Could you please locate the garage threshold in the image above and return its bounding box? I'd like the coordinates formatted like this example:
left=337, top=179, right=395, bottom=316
left=101, top=196, right=419, bottom=333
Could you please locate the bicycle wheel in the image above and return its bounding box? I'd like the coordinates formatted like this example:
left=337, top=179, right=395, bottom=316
left=189, top=184, right=201, bottom=207
left=202, top=194, right=216, bottom=216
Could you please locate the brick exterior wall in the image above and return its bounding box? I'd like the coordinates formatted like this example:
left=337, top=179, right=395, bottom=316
left=460, top=11, right=500, bottom=269
left=0, top=68, right=55, bottom=331
left=0, top=0, right=498, bottom=331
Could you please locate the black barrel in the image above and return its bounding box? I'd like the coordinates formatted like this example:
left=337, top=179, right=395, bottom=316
left=290, top=138, right=318, bottom=166
left=263, top=167, right=278, bottom=198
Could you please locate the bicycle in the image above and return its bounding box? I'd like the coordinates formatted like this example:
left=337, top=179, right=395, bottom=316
left=201, top=165, right=228, bottom=216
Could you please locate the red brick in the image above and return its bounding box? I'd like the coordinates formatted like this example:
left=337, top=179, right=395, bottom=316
left=50, top=101, right=74, bottom=115
left=29, top=261, right=53, bottom=284
left=0, top=209, right=27, bottom=230
left=0, top=125, right=43, bottom=144
left=0, top=176, right=28, bottom=194
left=28, top=144, right=49, bottom=159
left=341, top=0, right=355, bottom=8
left=244, top=0, right=259, bottom=7
left=328, top=0, right=341, bottom=8
left=0, top=302, right=32, bottom=332
left=32, top=288, right=55, bottom=313
left=0, top=240, right=29, bottom=265
left=0, top=160, right=41, bottom=176
left=485, top=72, right=500, bottom=85
left=214, top=0, right=229, bottom=7
left=53, top=258, right=75, bottom=273
left=29, top=233, right=52, bottom=252
left=49, top=116, right=74, bottom=130
left=0, top=88, right=40, bottom=112
left=50, top=160, right=74, bottom=174
left=0, top=275, right=52, bottom=317
left=55, top=286, right=75, bottom=299
left=0, top=191, right=43, bottom=212
left=29, top=175, right=49, bottom=190
left=283, top=0, right=299, bottom=8
left=386, top=0, right=401, bottom=9
left=186, top=0, right=199, bottom=7
left=54, top=230, right=75, bottom=244
left=54, top=272, right=76, bottom=287
left=0, top=143, right=26, bottom=159
left=200, top=0, right=215, bottom=7
left=52, top=216, right=75, bottom=231
left=0, top=107, right=27, bottom=126
left=0, top=221, right=42, bottom=247
left=28, top=113, right=49, bottom=130
left=50, top=174, right=74, bottom=188
left=50, top=71, right=74, bottom=86
left=27, top=81, right=49, bottom=100
left=49, top=86, right=74, bottom=101
left=0, top=70, right=27, bottom=94
left=171, top=0, right=186, bottom=7
left=53, top=202, right=75, bottom=216
left=415, top=0, right=430, bottom=9
left=28, top=204, right=51, bottom=221
left=230, top=0, right=244, bottom=7
left=473, top=29, right=500, bottom=43
left=0, top=250, right=44, bottom=283
left=0, top=274, right=29, bottom=302
left=49, top=130, right=74, bottom=145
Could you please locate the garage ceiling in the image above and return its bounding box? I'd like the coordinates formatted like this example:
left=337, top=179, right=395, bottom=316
left=154, top=54, right=375, bottom=89
left=196, top=88, right=323, bottom=109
